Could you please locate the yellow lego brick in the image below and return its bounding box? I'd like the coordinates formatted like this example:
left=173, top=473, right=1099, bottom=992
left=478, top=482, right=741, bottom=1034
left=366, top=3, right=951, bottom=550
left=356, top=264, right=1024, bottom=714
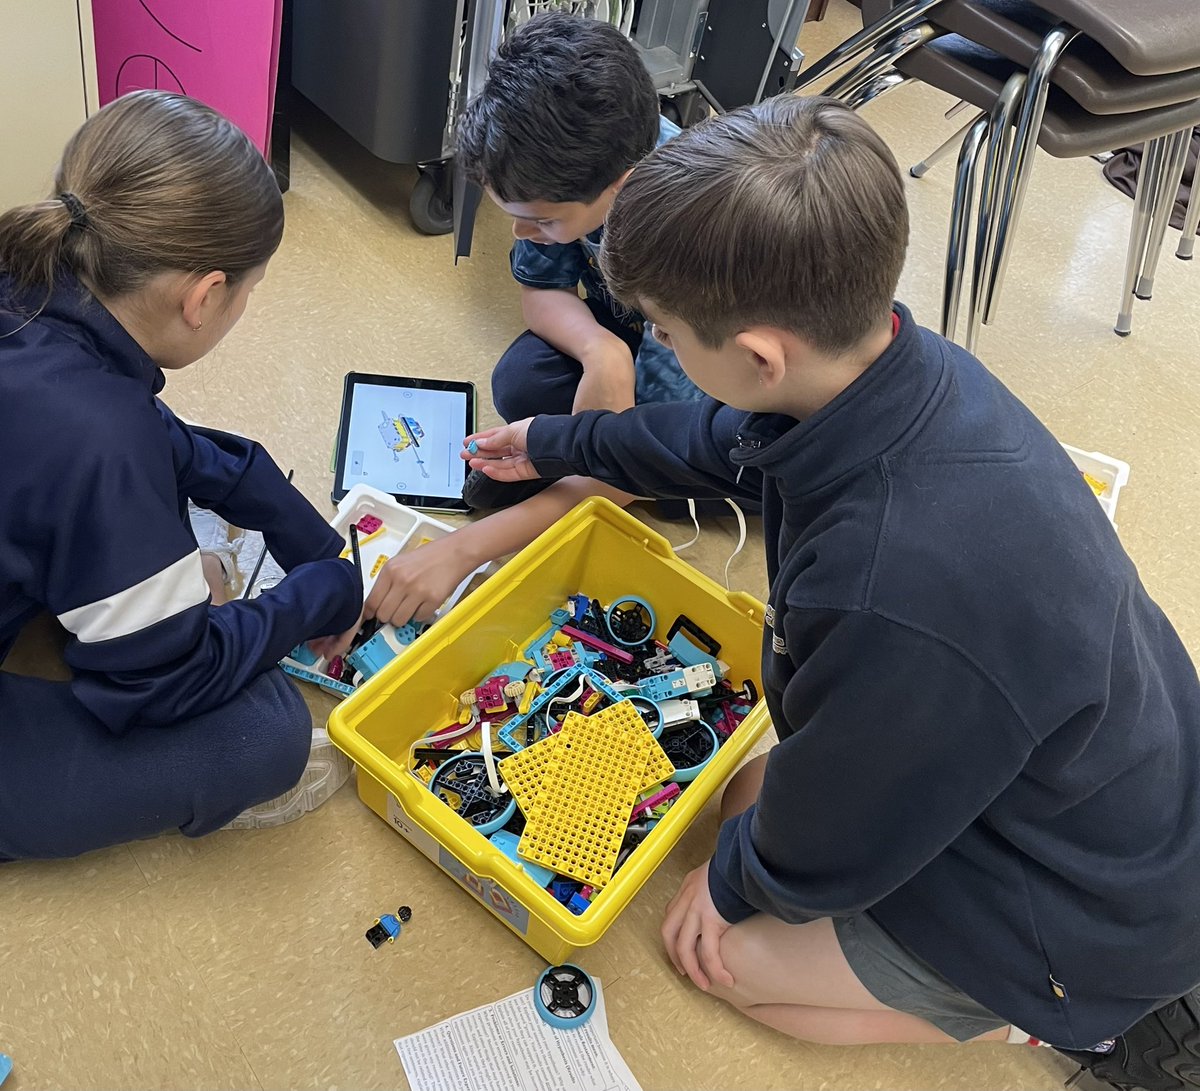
left=497, top=734, right=558, bottom=818
left=517, top=709, right=653, bottom=887
left=595, top=700, right=675, bottom=789
left=1082, top=470, right=1108, bottom=498
left=518, top=682, right=542, bottom=715
left=370, top=553, right=391, bottom=578
left=498, top=701, right=674, bottom=823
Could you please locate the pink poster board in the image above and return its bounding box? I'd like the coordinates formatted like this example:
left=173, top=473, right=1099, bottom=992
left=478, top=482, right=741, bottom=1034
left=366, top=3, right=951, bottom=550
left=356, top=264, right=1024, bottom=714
left=91, top=0, right=284, bottom=156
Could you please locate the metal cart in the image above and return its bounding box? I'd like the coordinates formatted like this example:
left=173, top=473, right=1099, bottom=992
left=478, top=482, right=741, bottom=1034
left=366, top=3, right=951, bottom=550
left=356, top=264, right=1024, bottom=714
left=291, top=0, right=811, bottom=243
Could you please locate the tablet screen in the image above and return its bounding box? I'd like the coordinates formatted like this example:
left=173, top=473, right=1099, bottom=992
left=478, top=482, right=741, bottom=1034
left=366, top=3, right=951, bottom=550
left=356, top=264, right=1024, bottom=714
left=334, top=374, right=476, bottom=511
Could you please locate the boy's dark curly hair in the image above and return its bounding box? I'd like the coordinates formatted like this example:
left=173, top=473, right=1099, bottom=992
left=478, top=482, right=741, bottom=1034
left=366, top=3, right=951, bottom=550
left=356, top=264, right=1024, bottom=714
left=456, top=13, right=660, bottom=205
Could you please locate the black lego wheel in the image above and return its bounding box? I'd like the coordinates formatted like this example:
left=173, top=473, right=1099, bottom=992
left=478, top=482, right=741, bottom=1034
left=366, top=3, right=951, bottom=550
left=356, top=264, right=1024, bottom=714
left=533, top=964, right=597, bottom=1030
left=428, top=752, right=515, bottom=835
left=409, top=170, right=453, bottom=236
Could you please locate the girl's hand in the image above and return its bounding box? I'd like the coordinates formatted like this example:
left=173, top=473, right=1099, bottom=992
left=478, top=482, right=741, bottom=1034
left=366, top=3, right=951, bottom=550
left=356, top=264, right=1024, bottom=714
left=365, top=539, right=473, bottom=628
left=308, top=614, right=363, bottom=661
left=462, top=419, right=538, bottom=482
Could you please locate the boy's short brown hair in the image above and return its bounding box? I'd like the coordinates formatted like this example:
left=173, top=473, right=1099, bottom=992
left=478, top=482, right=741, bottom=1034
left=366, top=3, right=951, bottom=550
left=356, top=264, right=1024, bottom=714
left=601, top=95, right=909, bottom=355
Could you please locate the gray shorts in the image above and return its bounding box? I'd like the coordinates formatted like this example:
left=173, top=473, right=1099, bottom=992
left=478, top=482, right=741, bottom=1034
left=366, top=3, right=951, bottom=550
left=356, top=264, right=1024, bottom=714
left=834, top=913, right=1008, bottom=1042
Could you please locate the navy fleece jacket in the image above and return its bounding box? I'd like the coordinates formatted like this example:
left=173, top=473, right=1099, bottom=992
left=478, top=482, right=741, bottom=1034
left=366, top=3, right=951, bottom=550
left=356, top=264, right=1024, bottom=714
left=524, top=304, right=1200, bottom=1048
left=0, top=275, right=362, bottom=731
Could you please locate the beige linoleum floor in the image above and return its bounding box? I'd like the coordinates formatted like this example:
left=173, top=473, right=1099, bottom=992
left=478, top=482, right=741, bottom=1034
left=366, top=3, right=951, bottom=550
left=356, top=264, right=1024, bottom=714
left=2, top=3, right=1197, bottom=1088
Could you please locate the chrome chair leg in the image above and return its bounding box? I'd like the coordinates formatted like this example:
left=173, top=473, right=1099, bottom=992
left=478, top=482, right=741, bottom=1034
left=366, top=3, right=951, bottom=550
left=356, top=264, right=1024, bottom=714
left=1115, top=135, right=1168, bottom=336
left=1137, top=127, right=1190, bottom=296
left=911, top=112, right=986, bottom=178
left=982, top=25, right=1081, bottom=324
left=966, top=73, right=1025, bottom=352
left=1177, top=143, right=1200, bottom=260
left=844, top=70, right=912, bottom=110
left=944, top=114, right=990, bottom=343
left=823, top=23, right=941, bottom=103
left=794, top=0, right=947, bottom=92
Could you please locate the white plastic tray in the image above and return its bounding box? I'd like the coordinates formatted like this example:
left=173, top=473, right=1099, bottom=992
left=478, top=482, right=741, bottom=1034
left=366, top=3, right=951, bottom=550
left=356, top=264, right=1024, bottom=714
left=277, top=484, right=493, bottom=696
left=1062, top=443, right=1131, bottom=525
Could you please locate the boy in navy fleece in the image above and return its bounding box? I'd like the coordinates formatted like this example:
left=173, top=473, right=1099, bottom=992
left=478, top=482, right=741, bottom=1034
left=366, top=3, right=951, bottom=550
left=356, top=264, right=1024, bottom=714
left=464, top=96, right=1200, bottom=1085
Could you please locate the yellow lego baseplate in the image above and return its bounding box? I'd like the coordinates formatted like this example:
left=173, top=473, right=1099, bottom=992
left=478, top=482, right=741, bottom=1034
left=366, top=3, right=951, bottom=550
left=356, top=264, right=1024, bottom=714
left=516, top=705, right=658, bottom=887
left=498, top=701, right=675, bottom=822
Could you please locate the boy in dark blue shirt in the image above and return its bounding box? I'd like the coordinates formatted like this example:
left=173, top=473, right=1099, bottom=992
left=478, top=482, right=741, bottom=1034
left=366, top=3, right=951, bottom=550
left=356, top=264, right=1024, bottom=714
left=455, top=13, right=701, bottom=510
left=465, top=96, right=1200, bottom=1088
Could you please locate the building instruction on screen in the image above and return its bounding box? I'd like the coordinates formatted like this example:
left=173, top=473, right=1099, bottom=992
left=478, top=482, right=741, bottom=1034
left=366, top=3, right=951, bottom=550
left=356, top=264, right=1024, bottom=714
left=344, top=385, right=467, bottom=498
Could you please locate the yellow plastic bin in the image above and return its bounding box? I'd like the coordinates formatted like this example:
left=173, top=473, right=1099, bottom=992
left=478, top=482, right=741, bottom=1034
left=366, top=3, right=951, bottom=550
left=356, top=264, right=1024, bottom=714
left=328, top=497, right=771, bottom=964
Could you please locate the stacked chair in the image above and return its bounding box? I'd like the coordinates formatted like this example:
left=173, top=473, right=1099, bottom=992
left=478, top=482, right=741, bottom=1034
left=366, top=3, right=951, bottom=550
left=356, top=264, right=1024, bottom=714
left=796, top=0, right=1200, bottom=348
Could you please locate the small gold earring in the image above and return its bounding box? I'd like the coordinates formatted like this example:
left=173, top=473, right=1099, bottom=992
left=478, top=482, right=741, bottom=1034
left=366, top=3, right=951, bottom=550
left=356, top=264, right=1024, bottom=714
left=192, top=321, right=203, bottom=332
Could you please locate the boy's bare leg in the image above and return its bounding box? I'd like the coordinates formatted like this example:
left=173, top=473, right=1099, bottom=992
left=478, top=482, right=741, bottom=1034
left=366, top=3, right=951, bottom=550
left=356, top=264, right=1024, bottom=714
left=706, top=915, right=1007, bottom=1044
left=721, top=753, right=769, bottom=820
left=710, top=753, right=1009, bottom=1045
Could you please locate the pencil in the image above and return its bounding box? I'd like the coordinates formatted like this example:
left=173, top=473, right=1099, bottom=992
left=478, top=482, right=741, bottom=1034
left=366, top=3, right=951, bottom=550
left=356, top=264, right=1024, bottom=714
left=348, top=522, right=362, bottom=572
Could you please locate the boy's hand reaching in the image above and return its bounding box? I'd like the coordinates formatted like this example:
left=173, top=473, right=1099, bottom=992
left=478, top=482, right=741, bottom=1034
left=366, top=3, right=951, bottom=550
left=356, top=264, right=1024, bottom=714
left=365, top=541, right=470, bottom=629
left=463, top=419, right=538, bottom=482
left=661, top=860, right=736, bottom=991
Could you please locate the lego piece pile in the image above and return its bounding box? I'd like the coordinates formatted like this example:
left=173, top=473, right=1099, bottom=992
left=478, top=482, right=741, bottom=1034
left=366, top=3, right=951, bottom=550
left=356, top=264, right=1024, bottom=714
left=410, top=592, right=757, bottom=915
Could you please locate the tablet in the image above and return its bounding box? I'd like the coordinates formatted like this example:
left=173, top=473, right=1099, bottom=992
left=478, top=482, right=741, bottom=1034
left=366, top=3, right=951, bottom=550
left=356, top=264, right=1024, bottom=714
left=332, top=373, right=477, bottom=512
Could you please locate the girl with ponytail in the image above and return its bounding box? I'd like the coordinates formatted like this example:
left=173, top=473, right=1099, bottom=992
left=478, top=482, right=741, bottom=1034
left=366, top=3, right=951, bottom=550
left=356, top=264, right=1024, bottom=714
left=0, top=91, right=362, bottom=858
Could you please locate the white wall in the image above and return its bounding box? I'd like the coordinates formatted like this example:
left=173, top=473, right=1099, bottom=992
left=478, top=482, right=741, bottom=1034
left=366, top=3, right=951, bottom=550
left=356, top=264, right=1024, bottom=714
left=0, top=0, right=98, bottom=209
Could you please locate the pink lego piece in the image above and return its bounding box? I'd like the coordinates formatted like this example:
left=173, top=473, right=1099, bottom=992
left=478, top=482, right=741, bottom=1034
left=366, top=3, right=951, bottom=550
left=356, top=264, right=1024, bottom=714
left=326, top=656, right=345, bottom=681
left=630, top=783, right=681, bottom=821
left=356, top=515, right=383, bottom=534
left=549, top=649, right=576, bottom=671
left=474, top=677, right=509, bottom=715
left=560, top=624, right=634, bottom=665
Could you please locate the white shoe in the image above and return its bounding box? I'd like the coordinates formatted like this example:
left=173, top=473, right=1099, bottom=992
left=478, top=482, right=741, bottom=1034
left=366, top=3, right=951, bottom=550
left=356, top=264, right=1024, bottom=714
left=223, top=728, right=353, bottom=830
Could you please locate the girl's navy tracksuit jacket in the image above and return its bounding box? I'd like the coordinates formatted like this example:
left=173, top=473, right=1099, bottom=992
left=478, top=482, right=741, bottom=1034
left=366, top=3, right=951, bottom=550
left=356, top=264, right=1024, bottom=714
left=0, top=275, right=361, bottom=854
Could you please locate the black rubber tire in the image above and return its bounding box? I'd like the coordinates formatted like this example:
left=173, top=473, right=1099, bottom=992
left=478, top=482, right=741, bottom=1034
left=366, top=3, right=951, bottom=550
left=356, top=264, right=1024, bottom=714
left=1057, top=990, right=1200, bottom=1091
left=409, top=172, right=453, bottom=236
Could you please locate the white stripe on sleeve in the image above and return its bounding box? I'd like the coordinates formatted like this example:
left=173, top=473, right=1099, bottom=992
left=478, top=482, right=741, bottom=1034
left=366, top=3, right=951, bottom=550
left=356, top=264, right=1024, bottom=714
left=57, top=550, right=211, bottom=644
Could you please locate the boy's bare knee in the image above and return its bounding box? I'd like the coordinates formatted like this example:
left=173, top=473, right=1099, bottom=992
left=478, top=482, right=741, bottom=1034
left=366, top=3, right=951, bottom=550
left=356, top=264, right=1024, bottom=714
left=707, top=925, right=769, bottom=1009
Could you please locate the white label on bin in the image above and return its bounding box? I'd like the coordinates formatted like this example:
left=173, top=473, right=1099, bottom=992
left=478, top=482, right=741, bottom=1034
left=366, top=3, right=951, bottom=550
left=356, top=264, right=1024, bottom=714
left=386, top=794, right=439, bottom=862
left=437, top=848, right=530, bottom=935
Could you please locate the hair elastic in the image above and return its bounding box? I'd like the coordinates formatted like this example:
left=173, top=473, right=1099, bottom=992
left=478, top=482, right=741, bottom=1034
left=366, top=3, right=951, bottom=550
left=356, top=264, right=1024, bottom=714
left=57, top=192, right=89, bottom=229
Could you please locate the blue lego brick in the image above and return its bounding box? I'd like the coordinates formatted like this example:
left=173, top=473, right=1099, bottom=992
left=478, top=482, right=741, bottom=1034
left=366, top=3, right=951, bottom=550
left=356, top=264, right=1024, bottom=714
left=0, top=1053, right=11, bottom=1087
left=289, top=642, right=320, bottom=666
left=550, top=608, right=571, bottom=627
left=573, top=641, right=603, bottom=668
left=490, top=660, right=533, bottom=683
left=551, top=881, right=578, bottom=904
left=523, top=624, right=561, bottom=672
left=567, top=893, right=591, bottom=915
left=490, top=830, right=555, bottom=887
left=667, top=632, right=724, bottom=679
left=346, top=630, right=400, bottom=681
left=639, top=664, right=717, bottom=702
left=394, top=621, right=424, bottom=646
left=281, top=662, right=355, bottom=697
left=568, top=594, right=590, bottom=623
